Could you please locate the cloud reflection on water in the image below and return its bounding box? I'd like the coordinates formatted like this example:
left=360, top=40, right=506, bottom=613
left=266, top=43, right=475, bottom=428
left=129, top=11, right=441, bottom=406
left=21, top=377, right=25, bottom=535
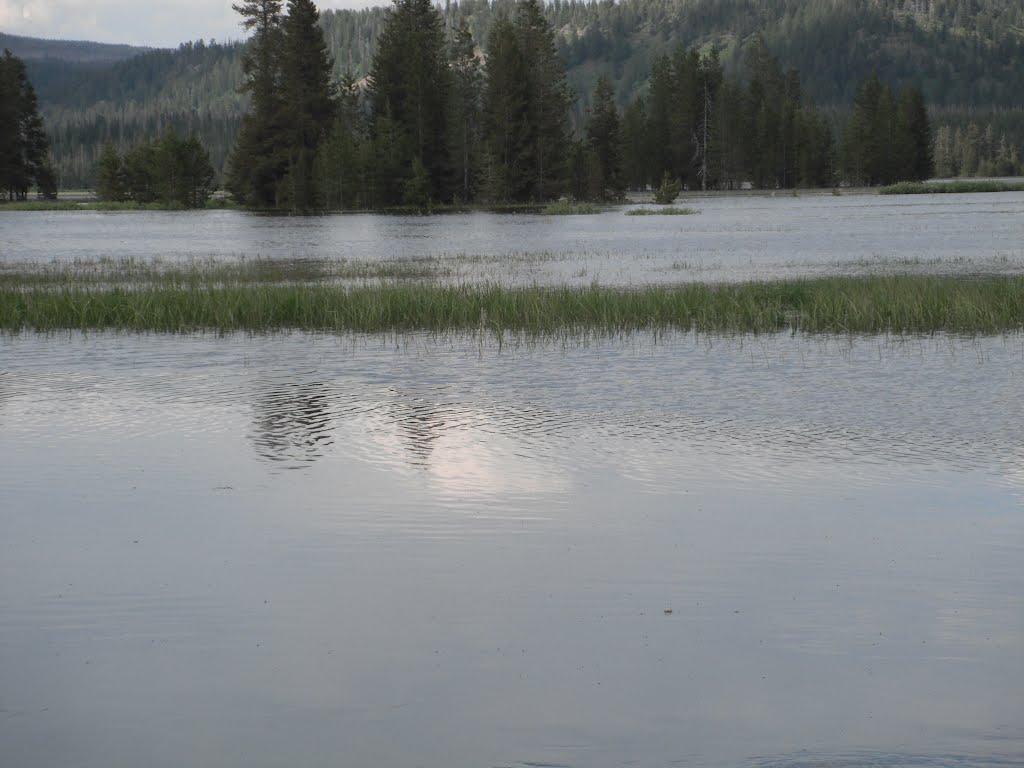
left=1, top=331, right=1023, bottom=767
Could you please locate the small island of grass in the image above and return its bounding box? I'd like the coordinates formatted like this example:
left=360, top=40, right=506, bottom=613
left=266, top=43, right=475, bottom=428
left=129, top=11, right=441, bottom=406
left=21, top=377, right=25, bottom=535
left=540, top=201, right=601, bottom=215
left=3, top=259, right=1024, bottom=336
left=625, top=206, right=698, bottom=216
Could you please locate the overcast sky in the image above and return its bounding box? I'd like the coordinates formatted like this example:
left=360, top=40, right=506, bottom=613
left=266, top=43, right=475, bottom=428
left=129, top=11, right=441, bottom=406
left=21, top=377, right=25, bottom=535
left=1, top=0, right=382, bottom=47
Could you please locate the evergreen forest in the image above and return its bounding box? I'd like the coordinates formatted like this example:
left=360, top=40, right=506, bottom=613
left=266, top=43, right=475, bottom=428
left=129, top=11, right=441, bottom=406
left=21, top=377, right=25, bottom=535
left=1, top=0, right=1022, bottom=195
left=0, top=49, right=57, bottom=200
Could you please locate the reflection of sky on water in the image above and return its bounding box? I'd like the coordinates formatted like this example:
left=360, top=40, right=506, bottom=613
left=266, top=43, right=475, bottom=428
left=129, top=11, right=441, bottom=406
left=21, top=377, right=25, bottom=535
left=0, top=331, right=1022, bottom=767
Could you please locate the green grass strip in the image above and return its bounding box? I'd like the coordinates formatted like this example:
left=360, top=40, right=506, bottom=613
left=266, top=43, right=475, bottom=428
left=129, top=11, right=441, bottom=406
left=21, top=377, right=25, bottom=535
left=879, top=180, right=1024, bottom=195
left=3, top=275, right=1024, bottom=334
left=540, top=201, right=601, bottom=215
left=625, top=206, right=699, bottom=216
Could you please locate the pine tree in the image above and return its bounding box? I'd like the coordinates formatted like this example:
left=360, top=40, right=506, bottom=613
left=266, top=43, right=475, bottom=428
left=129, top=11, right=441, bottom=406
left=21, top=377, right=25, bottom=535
left=95, top=143, right=127, bottom=201
left=897, top=85, right=932, bottom=181
left=671, top=47, right=701, bottom=188
left=482, top=13, right=530, bottom=201
left=447, top=21, right=483, bottom=204
left=0, top=49, right=56, bottom=200
left=367, top=0, right=450, bottom=205
left=842, top=73, right=883, bottom=185
left=314, top=73, right=364, bottom=209
left=279, top=0, right=337, bottom=210
left=513, top=0, right=571, bottom=200
left=742, top=36, right=785, bottom=188
left=696, top=50, right=723, bottom=190
left=226, top=0, right=285, bottom=207
left=621, top=96, right=649, bottom=190
left=644, top=54, right=675, bottom=187
left=586, top=75, right=624, bottom=200
left=932, top=125, right=958, bottom=178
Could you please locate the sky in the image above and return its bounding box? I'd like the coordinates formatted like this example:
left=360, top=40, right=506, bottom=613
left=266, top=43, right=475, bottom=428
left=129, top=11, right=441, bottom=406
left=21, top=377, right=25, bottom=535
left=0, top=0, right=381, bottom=48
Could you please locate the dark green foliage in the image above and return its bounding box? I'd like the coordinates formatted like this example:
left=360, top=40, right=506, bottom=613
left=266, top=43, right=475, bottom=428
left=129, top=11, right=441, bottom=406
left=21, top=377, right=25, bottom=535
left=481, top=0, right=573, bottom=203
left=932, top=119, right=1022, bottom=179
left=313, top=73, right=365, bottom=209
left=95, top=143, right=127, bottom=201
left=14, top=0, right=1024, bottom=191
left=621, top=97, right=649, bottom=191
left=227, top=0, right=337, bottom=209
left=586, top=76, right=625, bottom=201
left=482, top=1, right=573, bottom=203
left=94, top=131, right=215, bottom=207
left=653, top=172, right=680, bottom=204
left=841, top=74, right=932, bottom=185
left=897, top=86, right=933, bottom=182
left=481, top=14, right=530, bottom=202
left=879, top=180, right=1024, bottom=194
left=366, top=0, right=451, bottom=206
left=226, top=0, right=286, bottom=207
left=447, top=21, right=484, bottom=204
left=279, top=0, right=338, bottom=210
left=622, top=39, right=833, bottom=192
left=0, top=49, right=56, bottom=201
left=513, top=0, right=571, bottom=201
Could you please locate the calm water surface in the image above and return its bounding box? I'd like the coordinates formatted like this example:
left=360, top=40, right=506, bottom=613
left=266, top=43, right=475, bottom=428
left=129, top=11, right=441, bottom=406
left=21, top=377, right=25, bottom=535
left=1, top=330, right=1022, bottom=768
left=3, top=191, right=1024, bottom=284
left=1, top=193, right=1023, bottom=767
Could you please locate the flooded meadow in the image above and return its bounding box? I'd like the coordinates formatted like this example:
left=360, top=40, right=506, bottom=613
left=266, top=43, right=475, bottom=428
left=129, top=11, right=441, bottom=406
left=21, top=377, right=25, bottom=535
left=1, top=191, right=1023, bottom=767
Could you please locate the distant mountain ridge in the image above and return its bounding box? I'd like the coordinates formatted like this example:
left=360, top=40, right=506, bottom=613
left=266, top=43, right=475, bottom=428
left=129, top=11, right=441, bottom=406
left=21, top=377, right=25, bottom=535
left=12, top=0, right=1024, bottom=188
left=0, top=32, right=149, bottom=63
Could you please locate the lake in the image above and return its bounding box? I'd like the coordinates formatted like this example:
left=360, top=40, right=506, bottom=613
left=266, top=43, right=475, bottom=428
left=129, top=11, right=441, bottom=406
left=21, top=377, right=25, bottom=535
left=1, top=192, right=1023, bottom=767
left=3, top=190, right=1024, bottom=285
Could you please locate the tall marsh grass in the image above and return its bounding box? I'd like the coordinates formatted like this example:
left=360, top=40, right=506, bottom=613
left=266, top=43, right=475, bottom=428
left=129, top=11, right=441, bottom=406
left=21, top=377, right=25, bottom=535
left=540, top=201, right=600, bottom=215
left=879, top=180, right=1024, bottom=195
left=3, top=266, right=1024, bottom=334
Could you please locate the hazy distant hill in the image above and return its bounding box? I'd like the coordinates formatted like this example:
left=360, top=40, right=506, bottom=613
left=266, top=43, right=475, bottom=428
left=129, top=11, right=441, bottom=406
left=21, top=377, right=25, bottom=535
left=0, top=32, right=147, bottom=63
left=17, top=0, right=1024, bottom=188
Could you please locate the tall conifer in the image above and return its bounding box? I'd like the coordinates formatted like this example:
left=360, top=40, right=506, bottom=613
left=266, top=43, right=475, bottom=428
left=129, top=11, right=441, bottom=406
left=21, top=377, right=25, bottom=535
left=482, top=14, right=530, bottom=201
left=367, top=0, right=450, bottom=205
left=586, top=76, right=624, bottom=200
left=280, top=0, right=337, bottom=210
left=513, top=0, right=571, bottom=200
left=0, top=49, right=56, bottom=200
left=226, top=0, right=285, bottom=206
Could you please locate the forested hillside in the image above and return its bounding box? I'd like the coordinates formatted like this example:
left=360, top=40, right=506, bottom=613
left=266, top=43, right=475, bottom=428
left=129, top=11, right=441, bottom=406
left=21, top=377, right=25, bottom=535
left=0, top=33, right=147, bottom=64
left=13, top=0, right=1024, bottom=189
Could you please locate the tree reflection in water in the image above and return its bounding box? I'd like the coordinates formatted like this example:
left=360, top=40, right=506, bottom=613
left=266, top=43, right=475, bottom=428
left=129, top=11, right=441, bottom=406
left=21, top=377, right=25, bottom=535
left=249, top=380, right=335, bottom=466
left=383, top=389, right=447, bottom=468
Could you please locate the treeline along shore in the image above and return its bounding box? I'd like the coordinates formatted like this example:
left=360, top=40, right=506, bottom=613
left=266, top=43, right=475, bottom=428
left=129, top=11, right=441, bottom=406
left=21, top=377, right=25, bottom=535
left=223, top=0, right=936, bottom=210
left=4, top=0, right=1023, bottom=206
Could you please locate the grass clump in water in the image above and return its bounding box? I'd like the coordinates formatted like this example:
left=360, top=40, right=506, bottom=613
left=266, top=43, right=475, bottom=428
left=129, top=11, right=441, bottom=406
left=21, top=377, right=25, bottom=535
left=540, top=201, right=600, bottom=215
left=879, top=180, right=1024, bottom=195
left=625, top=206, right=698, bottom=216
left=3, top=269, right=1024, bottom=335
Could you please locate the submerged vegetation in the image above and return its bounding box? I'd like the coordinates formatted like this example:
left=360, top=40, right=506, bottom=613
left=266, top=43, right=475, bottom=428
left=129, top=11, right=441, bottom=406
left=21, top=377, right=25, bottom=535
left=0, top=198, right=239, bottom=211
left=3, top=260, right=1023, bottom=335
left=879, top=180, right=1024, bottom=195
